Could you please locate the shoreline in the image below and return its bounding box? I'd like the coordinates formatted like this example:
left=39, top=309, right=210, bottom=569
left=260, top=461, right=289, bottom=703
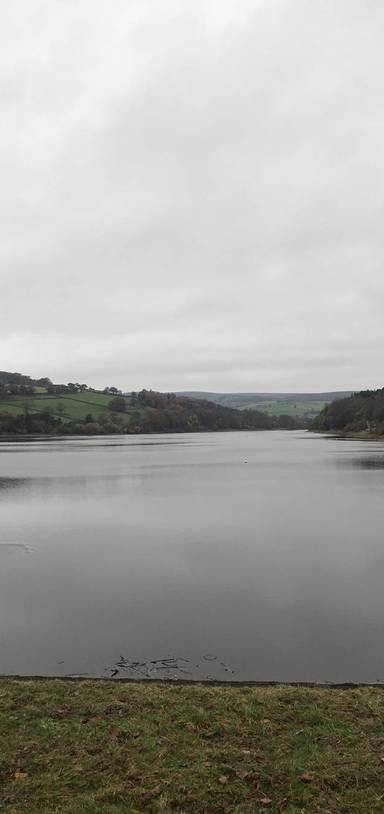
left=1, top=674, right=384, bottom=688
left=314, top=429, right=384, bottom=441
left=0, top=427, right=305, bottom=440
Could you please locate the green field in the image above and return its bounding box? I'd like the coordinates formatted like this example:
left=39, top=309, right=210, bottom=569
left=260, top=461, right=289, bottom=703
left=240, top=400, right=328, bottom=417
left=0, top=680, right=383, bottom=813
left=0, top=392, right=122, bottom=422
left=0, top=392, right=327, bottom=427
left=0, top=402, right=26, bottom=416
left=176, top=392, right=352, bottom=419
left=0, top=390, right=349, bottom=424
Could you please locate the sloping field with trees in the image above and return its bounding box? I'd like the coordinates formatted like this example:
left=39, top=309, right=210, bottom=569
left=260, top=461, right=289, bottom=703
left=0, top=372, right=309, bottom=435
left=312, top=387, right=384, bottom=437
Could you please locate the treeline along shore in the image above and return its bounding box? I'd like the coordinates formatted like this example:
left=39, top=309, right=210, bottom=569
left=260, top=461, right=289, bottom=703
left=311, top=387, right=384, bottom=437
left=0, top=372, right=307, bottom=436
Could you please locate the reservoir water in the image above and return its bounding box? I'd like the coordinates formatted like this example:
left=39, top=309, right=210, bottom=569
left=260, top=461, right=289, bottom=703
left=0, top=430, right=384, bottom=682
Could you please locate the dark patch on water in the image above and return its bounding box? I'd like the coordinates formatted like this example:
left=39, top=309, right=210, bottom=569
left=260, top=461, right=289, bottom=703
left=105, top=654, right=235, bottom=681
left=334, top=454, right=384, bottom=471
left=0, top=477, right=29, bottom=491
left=0, top=542, right=34, bottom=555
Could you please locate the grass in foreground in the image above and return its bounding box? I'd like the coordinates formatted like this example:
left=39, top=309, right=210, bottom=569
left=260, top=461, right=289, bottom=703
left=0, top=681, right=383, bottom=813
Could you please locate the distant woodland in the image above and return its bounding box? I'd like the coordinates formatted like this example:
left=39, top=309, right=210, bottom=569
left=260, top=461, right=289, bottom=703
left=312, top=388, right=384, bottom=436
left=0, top=372, right=308, bottom=435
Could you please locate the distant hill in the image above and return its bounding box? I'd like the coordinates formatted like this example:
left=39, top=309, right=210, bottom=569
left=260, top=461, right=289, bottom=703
left=0, top=372, right=309, bottom=435
left=312, top=388, right=384, bottom=436
left=176, top=391, right=353, bottom=419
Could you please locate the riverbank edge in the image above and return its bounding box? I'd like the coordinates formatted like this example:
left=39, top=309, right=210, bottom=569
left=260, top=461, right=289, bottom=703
left=313, top=429, right=384, bottom=441
left=1, top=679, right=383, bottom=813
left=1, top=675, right=384, bottom=687
left=0, top=427, right=303, bottom=440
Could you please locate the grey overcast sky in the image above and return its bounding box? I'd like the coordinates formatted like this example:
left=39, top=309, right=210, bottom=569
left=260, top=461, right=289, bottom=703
left=1, top=1, right=384, bottom=392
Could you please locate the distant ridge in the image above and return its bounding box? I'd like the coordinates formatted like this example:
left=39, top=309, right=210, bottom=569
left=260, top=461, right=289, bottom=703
left=176, top=391, right=353, bottom=401
left=0, top=372, right=309, bottom=435
left=175, top=391, right=353, bottom=418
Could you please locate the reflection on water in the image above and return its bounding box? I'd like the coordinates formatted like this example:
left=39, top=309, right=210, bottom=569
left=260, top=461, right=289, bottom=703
left=0, top=543, right=34, bottom=555
left=0, top=431, right=384, bottom=682
left=346, top=456, right=384, bottom=470
left=0, top=477, right=29, bottom=491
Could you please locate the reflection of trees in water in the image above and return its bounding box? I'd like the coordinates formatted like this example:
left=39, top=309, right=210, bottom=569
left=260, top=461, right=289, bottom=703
left=349, top=457, right=384, bottom=470
left=0, top=542, right=34, bottom=554
left=0, top=477, right=29, bottom=491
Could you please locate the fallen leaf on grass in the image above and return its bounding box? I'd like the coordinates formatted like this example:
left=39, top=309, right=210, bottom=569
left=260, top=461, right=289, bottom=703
left=300, top=771, right=315, bottom=783
left=257, top=795, right=272, bottom=806
left=140, top=784, right=162, bottom=799
left=202, top=729, right=225, bottom=740
left=127, top=771, right=142, bottom=782
left=235, top=768, right=249, bottom=780
left=218, top=775, right=229, bottom=784
left=52, top=706, right=72, bottom=717
left=109, top=726, right=121, bottom=739
left=87, top=746, right=103, bottom=756
left=14, top=771, right=28, bottom=780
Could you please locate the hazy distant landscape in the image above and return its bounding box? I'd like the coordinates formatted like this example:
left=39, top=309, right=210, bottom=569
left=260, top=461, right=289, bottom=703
left=0, top=371, right=307, bottom=434
left=177, top=391, right=353, bottom=418
left=2, top=373, right=384, bottom=438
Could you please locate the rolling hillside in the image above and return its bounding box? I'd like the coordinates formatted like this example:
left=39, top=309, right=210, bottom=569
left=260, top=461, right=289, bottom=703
left=176, top=391, right=353, bottom=418
left=0, top=374, right=309, bottom=435
left=312, top=387, right=384, bottom=436
left=0, top=391, right=113, bottom=422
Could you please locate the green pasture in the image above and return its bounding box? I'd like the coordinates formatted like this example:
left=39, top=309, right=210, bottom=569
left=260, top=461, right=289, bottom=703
left=239, top=400, right=329, bottom=417
left=0, top=401, right=26, bottom=416
left=0, top=392, right=123, bottom=421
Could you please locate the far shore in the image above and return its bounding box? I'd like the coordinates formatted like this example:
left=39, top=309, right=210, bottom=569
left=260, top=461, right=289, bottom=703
left=318, top=430, right=384, bottom=441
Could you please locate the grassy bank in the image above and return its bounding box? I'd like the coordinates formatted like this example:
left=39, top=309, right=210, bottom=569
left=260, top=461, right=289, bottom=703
left=1, top=681, right=383, bottom=813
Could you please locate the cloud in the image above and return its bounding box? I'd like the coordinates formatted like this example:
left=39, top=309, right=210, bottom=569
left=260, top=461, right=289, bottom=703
left=1, top=0, right=384, bottom=391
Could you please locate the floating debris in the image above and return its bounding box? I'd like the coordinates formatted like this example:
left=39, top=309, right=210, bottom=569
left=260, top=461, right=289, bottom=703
left=0, top=542, right=34, bottom=555
left=107, top=653, right=235, bottom=681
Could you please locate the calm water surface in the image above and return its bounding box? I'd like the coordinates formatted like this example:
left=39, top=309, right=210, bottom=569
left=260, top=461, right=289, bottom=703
left=1, top=431, right=384, bottom=682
